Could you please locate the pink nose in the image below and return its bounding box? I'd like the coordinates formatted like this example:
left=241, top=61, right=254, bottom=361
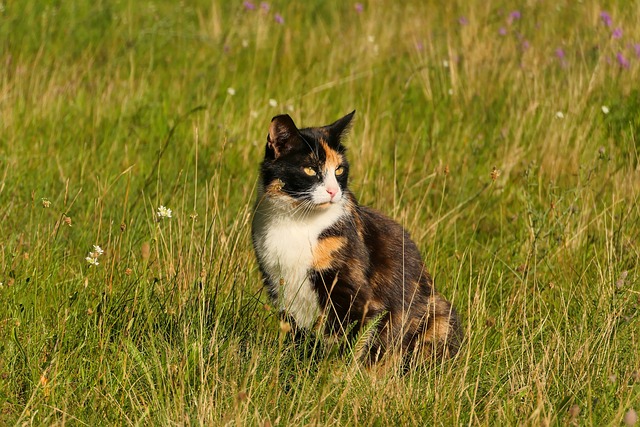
left=326, top=187, right=338, bottom=198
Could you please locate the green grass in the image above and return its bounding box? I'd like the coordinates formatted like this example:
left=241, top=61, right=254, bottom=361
left=1, top=0, right=639, bottom=425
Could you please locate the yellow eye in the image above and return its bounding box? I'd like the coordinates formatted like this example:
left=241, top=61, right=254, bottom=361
left=335, top=166, right=345, bottom=176
left=303, top=167, right=316, bottom=176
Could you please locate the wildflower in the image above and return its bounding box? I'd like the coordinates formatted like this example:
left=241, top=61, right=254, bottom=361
left=279, top=320, right=292, bottom=333
left=555, top=111, right=565, bottom=119
left=241, top=39, right=249, bottom=48
left=601, top=105, right=610, bottom=114
left=624, top=409, right=638, bottom=426
left=448, top=88, right=454, bottom=95
left=499, top=27, right=507, bottom=36
left=157, top=205, right=172, bottom=219
left=600, top=11, right=612, bottom=27
left=443, top=60, right=449, bottom=68
left=274, top=13, right=284, bottom=24
left=458, top=16, right=468, bottom=26
left=63, top=215, right=72, bottom=226
left=92, top=245, right=104, bottom=256
left=354, top=3, right=363, bottom=13
left=85, top=256, right=99, bottom=267
left=509, top=10, right=521, bottom=20
left=41, top=198, right=51, bottom=208
left=616, top=270, right=628, bottom=289
left=522, top=40, right=530, bottom=50
left=268, top=98, right=278, bottom=107
left=243, top=1, right=256, bottom=10
left=490, top=167, right=500, bottom=181
left=616, top=52, right=629, bottom=68
left=260, top=2, right=269, bottom=12
left=555, top=48, right=565, bottom=59
left=612, top=28, right=623, bottom=39
left=227, top=87, right=236, bottom=96
left=568, top=404, right=580, bottom=422
left=634, top=43, right=640, bottom=58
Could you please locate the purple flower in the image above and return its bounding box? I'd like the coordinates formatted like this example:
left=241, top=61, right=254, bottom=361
left=499, top=27, right=507, bottom=36
left=522, top=40, right=530, bottom=50
left=600, top=11, right=612, bottom=27
left=274, top=13, right=284, bottom=24
left=415, top=40, right=424, bottom=51
left=260, top=2, right=270, bottom=12
left=458, top=16, right=469, bottom=26
left=612, top=28, right=623, bottom=39
left=616, top=52, right=629, bottom=68
left=508, top=10, right=521, bottom=24
left=555, top=48, right=565, bottom=59
left=355, top=2, right=364, bottom=13
left=243, top=0, right=256, bottom=10
left=634, top=43, right=640, bottom=58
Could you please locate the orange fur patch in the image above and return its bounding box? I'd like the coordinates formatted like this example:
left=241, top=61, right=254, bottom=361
left=319, top=139, right=342, bottom=171
left=312, top=236, right=346, bottom=270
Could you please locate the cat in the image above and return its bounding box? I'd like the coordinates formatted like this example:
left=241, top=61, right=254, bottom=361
left=251, top=111, right=461, bottom=365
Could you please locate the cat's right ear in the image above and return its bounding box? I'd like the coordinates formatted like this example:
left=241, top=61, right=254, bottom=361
left=267, top=114, right=300, bottom=159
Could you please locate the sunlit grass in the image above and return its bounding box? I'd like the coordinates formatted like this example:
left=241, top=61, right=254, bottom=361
left=1, top=1, right=639, bottom=425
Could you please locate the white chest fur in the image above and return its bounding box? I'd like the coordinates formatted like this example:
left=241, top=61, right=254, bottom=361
left=253, top=200, right=346, bottom=329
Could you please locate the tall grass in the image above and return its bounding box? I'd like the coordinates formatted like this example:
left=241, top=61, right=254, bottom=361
left=1, top=1, right=639, bottom=425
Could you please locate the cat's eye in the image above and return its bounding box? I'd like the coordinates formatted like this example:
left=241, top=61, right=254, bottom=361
left=303, top=167, right=317, bottom=176
left=335, top=166, right=345, bottom=176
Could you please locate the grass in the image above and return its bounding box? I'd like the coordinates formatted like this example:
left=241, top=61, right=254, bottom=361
left=1, top=0, right=639, bottom=425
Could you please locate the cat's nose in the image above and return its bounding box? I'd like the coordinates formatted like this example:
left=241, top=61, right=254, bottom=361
left=326, top=187, right=338, bottom=199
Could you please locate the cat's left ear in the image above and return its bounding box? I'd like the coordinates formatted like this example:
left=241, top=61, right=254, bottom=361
left=324, top=110, right=356, bottom=146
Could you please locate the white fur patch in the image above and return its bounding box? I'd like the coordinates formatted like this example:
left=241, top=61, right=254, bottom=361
left=311, top=170, right=343, bottom=205
left=253, top=190, right=347, bottom=329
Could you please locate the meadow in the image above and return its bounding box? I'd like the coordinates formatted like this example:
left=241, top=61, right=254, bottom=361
left=1, top=0, right=639, bottom=425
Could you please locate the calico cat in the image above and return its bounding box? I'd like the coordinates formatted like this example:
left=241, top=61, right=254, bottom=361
left=251, top=111, right=461, bottom=364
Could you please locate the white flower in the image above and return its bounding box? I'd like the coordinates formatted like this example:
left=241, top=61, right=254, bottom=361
left=601, top=105, right=610, bottom=114
left=268, top=99, right=278, bottom=107
left=93, top=245, right=104, bottom=256
left=555, top=111, right=565, bottom=119
left=227, top=87, right=236, bottom=96
left=86, top=256, right=99, bottom=266
left=157, top=205, right=172, bottom=219
left=443, top=60, right=449, bottom=68
left=448, top=88, right=454, bottom=95
left=241, top=39, right=249, bottom=48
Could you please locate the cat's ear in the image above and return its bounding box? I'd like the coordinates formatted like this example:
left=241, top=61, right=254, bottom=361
left=324, top=110, right=355, bottom=147
left=267, top=114, right=300, bottom=159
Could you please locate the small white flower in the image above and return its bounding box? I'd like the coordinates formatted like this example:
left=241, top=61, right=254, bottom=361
left=443, top=60, right=449, bottom=68
left=86, top=256, right=99, bottom=266
left=448, top=88, right=454, bottom=95
left=250, top=110, right=259, bottom=119
left=268, top=99, right=278, bottom=107
left=93, top=245, right=104, bottom=256
left=367, top=35, right=375, bottom=43
left=157, top=205, right=172, bottom=219
left=227, top=87, right=236, bottom=96
left=601, top=105, right=610, bottom=114
left=286, top=104, right=295, bottom=112
left=555, top=111, right=565, bottom=119
left=241, top=39, right=249, bottom=48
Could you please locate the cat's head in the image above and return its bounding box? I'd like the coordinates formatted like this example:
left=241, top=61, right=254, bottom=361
left=259, top=111, right=355, bottom=211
